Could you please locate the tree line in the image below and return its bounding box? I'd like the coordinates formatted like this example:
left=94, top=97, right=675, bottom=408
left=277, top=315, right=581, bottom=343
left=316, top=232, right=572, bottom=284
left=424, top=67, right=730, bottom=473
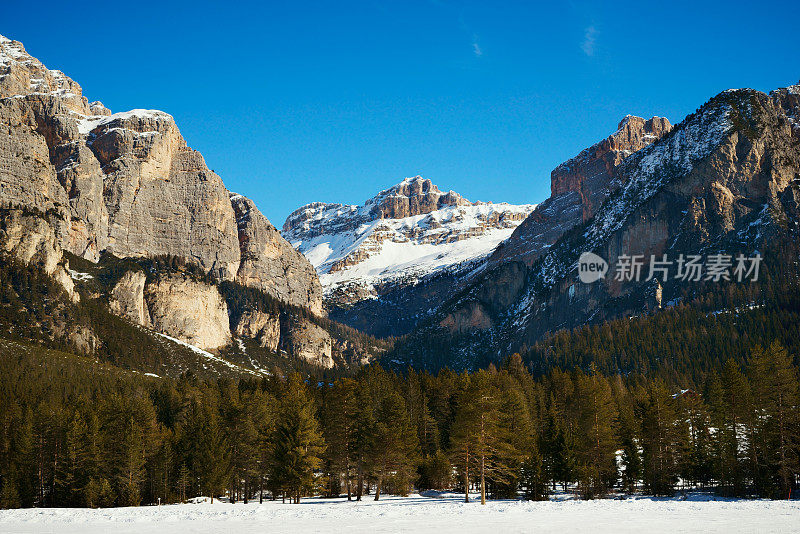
left=1, top=338, right=798, bottom=508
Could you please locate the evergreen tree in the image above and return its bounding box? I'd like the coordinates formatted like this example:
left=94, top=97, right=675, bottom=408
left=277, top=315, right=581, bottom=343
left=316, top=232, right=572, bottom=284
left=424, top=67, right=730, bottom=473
left=270, top=375, right=326, bottom=503
left=574, top=370, right=618, bottom=498
left=366, top=387, right=419, bottom=500
left=641, top=381, right=679, bottom=495
left=449, top=371, right=515, bottom=504
left=749, top=342, right=800, bottom=498
left=54, top=411, right=89, bottom=506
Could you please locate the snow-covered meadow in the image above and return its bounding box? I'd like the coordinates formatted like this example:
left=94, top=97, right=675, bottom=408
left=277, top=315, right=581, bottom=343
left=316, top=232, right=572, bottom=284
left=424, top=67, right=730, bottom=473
left=2, top=493, right=799, bottom=534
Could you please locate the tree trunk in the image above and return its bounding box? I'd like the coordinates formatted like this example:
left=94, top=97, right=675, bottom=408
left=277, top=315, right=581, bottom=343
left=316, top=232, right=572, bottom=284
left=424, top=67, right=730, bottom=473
left=464, top=452, right=470, bottom=503
left=480, top=453, right=486, bottom=505
left=259, top=476, right=263, bottom=504
left=374, top=475, right=382, bottom=501
left=346, top=467, right=352, bottom=501
left=356, top=463, right=364, bottom=501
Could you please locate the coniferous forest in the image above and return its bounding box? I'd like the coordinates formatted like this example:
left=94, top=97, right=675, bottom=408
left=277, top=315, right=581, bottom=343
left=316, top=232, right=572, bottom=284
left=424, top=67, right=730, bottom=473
left=1, top=336, right=798, bottom=508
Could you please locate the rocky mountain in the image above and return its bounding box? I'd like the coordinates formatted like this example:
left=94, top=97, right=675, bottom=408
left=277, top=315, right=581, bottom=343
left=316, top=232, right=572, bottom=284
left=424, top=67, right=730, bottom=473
left=282, top=176, right=535, bottom=335
left=491, top=115, right=672, bottom=268
left=392, top=82, right=800, bottom=369
left=0, top=34, right=377, bottom=370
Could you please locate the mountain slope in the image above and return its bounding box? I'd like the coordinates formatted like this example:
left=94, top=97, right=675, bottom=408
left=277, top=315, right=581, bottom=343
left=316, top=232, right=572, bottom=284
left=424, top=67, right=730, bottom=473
left=283, top=176, right=535, bottom=335
left=0, top=34, right=385, bottom=369
left=392, top=82, right=800, bottom=369
left=0, top=34, right=322, bottom=314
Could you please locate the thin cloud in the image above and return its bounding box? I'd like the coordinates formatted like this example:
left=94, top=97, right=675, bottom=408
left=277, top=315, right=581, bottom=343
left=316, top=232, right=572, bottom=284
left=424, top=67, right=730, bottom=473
left=582, top=25, right=597, bottom=56
left=472, top=39, right=483, bottom=57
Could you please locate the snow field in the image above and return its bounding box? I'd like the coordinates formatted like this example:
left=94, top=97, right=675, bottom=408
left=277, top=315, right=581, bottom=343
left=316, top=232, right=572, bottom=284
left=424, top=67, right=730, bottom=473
left=2, top=493, right=799, bottom=534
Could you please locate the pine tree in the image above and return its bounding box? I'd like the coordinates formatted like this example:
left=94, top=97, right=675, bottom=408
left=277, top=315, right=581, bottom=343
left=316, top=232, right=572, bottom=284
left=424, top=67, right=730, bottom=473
left=574, top=370, right=618, bottom=498
left=270, top=375, right=326, bottom=503
left=519, top=445, right=548, bottom=500
left=322, top=378, right=358, bottom=499
left=449, top=371, right=514, bottom=504
left=641, top=381, right=679, bottom=496
left=366, top=387, right=419, bottom=500
left=54, top=411, right=89, bottom=506
left=749, top=342, right=800, bottom=498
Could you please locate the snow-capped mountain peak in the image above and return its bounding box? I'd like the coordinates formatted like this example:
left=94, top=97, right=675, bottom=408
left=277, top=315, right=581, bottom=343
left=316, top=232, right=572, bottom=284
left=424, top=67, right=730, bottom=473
left=282, top=177, right=536, bottom=304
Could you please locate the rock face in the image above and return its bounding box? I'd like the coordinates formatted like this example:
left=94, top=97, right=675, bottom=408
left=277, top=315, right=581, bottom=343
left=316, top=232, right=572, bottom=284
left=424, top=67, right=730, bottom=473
left=283, top=176, right=535, bottom=307
left=109, top=270, right=148, bottom=326
left=283, top=316, right=334, bottom=369
left=109, top=269, right=232, bottom=350
left=550, top=116, right=673, bottom=212
left=144, top=273, right=231, bottom=350
left=231, top=194, right=323, bottom=315
left=0, top=209, right=77, bottom=301
left=105, top=266, right=340, bottom=364
left=492, top=115, right=672, bottom=268
left=0, top=34, right=323, bottom=316
left=366, top=177, right=471, bottom=220
left=399, top=83, right=800, bottom=369
left=232, top=309, right=280, bottom=351
left=89, top=110, right=242, bottom=280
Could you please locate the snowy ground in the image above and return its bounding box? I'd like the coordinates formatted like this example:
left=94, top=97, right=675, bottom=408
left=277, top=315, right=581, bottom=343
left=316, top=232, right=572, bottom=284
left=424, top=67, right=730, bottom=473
left=2, top=493, right=799, bottom=534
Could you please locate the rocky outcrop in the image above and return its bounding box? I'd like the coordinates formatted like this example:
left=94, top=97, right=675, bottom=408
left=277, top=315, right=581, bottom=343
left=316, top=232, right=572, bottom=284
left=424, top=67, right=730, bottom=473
left=283, top=316, right=334, bottom=369
left=366, top=177, right=471, bottom=219
left=283, top=176, right=535, bottom=308
left=492, top=116, right=672, bottom=269
left=551, top=116, right=672, bottom=215
left=106, top=267, right=337, bottom=364
left=0, top=209, right=77, bottom=301
left=231, top=194, right=323, bottom=315
left=398, top=83, right=800, bottom=369
left=144, top=274, right=231, bottom=350
left=89, top=110, right=242, bottom=280
left=0, top=34, right=324, bottom=318
left=109, top=270, right=148, bottom=326
left=232, top=309, right=280, bottom=351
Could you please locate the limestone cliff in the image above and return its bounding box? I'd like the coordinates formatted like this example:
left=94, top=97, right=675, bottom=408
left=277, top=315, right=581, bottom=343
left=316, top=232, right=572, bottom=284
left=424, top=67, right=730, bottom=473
left=144, top=274, right=232, bottom=351
left=0, top=209, right=77, bottom=301
left=282, top=316, right=334, bottom=369
left=232, top=309, right=280, bottom=351
left=0, top=34, right=323, bottom=317
left=109, top=270, right=148, bottom=326
left=492, top=115, right=672, bottom=268
left=397, top=83, right=800, bottom=368
left=231, top=194, right=323, bottom=315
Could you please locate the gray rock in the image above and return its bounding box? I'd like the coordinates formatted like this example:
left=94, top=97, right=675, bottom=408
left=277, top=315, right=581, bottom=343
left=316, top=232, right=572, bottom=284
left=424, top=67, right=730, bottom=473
left=109, top=270, right=149, bottom=327
left=231, top=194, right=324, bottom=315
left=0, top=209, right=77, bottom=301
left=283, top=316, right=334, bottom=369
left=233, top=309, right=280, bottom=351
left=144, top=273, right=231, bottom=350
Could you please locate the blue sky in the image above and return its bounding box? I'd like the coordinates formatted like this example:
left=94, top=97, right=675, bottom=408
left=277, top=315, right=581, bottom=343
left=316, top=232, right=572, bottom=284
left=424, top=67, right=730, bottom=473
left=6, top=0, right=799, bottom=225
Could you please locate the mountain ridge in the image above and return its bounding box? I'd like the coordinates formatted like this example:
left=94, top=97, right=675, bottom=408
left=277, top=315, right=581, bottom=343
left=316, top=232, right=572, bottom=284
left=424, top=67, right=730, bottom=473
left=283, top=175, right=536, bottom=306
left=391, top=81, right=800, bottom=369
left=0, top=33, right=387, bottom=369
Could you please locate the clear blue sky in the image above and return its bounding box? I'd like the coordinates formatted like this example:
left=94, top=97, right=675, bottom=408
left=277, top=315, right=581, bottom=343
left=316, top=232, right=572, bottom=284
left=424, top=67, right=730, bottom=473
left=5, top=0, right=799, bottom=226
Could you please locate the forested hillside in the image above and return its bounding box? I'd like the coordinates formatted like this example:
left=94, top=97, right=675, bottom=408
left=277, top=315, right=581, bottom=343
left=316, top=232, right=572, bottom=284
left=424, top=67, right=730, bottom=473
left=0, top=248, right=387, bottom=379
left=1, top=334, right=798, bottom=507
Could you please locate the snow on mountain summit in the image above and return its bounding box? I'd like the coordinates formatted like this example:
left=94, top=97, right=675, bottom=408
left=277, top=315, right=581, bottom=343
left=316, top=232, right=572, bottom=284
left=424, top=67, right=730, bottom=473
left=282, top=177, right=536, bottom=303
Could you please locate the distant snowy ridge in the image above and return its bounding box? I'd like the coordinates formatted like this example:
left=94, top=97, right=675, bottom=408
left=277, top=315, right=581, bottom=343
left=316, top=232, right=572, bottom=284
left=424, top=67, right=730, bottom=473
left=283, top=176, right=536, bottom=301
